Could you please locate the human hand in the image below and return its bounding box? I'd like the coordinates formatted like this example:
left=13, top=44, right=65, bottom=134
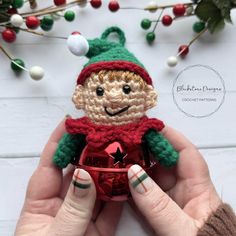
left=15, top=118, right=123, bottom=236
left=128, top=126, right=222, bottom=236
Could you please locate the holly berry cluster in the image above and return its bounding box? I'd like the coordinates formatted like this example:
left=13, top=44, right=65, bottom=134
left=0, top=0, right=124, bottom=80
left=1, top=0, right=76, bottom=44
left=0, top=0, right=80, bottom=80
left=139, top=0, right=235, bottom=67
left=141, top=3, right=203, bottom=43
left=0, top=0, right=235, bottom=80
left=140, top=1, right=205, bottom=67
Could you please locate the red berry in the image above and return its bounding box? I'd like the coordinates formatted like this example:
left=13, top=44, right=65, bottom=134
left=53, top=0, right=66, bottom=6
left=173, top=4, right=186, bottom=16
left=7, top=8, right=18, bottom=15
left=161, top=15, right=173, bottom=26
left=178, top=45, right=189, bottom=57
left=108, top=0, right=119, bottom=12
left=72, top=31, right=81, bottom=35
left=2, top=29, right=16, bottom=43
left=90, top=0, right=102, bottom=8
left=26, top=16, right=40, bottom=29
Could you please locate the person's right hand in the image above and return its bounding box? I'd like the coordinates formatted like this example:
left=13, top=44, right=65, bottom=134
left=128, top=126, right=222, bottom=236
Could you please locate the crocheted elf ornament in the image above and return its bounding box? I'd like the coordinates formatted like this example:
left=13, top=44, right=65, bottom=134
left=53, top=27, right=179, bottom=201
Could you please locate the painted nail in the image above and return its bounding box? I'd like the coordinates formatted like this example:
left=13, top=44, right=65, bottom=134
left=72, top=168, right=91, bottom=198
left=128, top=164, right=153, bottom=194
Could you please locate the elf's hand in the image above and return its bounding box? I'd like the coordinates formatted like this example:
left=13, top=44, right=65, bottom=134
left=15, top=118, right=123, bottom=236
left=128, top=127, right=222, bottom=236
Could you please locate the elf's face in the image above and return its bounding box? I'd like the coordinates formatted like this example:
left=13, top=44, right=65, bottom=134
left=73, top=70, right=157, bottom=125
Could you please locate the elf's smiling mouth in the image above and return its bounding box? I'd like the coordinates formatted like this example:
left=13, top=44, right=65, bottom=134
left=104, top=106, right=130, bottom=117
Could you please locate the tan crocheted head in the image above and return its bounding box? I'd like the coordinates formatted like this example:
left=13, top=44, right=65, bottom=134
left=72, top=27, right=157, bottom=125
left=72, top=70, right=157, bottom=126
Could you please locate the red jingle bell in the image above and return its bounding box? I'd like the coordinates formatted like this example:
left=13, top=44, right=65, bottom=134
left=78, top=141, right=156, bottom=201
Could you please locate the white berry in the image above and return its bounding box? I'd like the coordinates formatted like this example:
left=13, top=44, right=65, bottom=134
left=186, top=6, right=194, bottom=15
left=147, top=1, right=158, bottom=12
left=10, top=14, right=24, bottom=27
left=167, top=56, right=178, bottom=67
left=67, top=33, right=89, bottom=56
left=29, top=66, right=44, bottom=80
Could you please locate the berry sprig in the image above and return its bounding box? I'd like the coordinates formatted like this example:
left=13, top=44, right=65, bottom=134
left=145, top=8, right=165, bottom=44
left=0, top=43, right=44, bottom=80
left=0, top=0, right=86, bottom=80
left=139, top=0, right=235, bottom=67
left=167, top=26, right=207, bottom=67
left=140, top=2, right=203, bottom=67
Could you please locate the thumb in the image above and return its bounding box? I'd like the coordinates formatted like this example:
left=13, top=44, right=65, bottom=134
left=49, top=168, right=96, bottom=236
left=128, top=165, right=193, bottom=236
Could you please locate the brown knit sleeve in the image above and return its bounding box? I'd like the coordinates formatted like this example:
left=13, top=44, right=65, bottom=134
left=197, top=203, right=236, bottom=236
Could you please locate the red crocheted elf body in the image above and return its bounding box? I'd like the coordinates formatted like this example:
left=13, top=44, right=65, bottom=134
left=53, top=27, right=179, bottom=201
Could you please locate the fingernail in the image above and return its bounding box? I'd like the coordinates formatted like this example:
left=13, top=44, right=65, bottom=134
left=72, top=168, right=91, bottom=198
left=128, top=165, right=153, bottom=194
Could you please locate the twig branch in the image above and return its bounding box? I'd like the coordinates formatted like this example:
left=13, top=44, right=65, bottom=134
left=144, top=2, right=195, bottom=11
left=21, top=0, right=86, bottom=17
left=19, top=27, right=67, bottom=39
left=0, top=44, right=13, bottom=60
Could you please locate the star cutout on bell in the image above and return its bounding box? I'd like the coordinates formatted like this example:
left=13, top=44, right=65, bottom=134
left=110, top=147, right=127, bottom=165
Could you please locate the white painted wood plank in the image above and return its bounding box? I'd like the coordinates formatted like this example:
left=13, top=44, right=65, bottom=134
left=1, top=148, right=236, bottom=236
left=1, top=0, right=236, bottom=235
left=0, top=158, right=38, bottom=220
left=0, top=94, right=235, bottom=155
left=0, top=221, right=16, bottom=236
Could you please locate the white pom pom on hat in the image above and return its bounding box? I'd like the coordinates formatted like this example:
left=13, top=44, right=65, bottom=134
left=67, top=32, right=89, bottom=56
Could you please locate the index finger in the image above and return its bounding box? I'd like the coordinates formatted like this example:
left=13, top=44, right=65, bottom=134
left=161, top=126, right=196, bottom=152
left=39, top=117, right=67, bottom=168
left=160, top=126, right=209, bottom=180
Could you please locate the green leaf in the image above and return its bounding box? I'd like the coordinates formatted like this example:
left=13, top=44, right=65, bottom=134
left=212, top=0, right=232, bottom=22
left=0, top=0, right=13, bottom=4
left=208, top=18, right=225, bottom=33
left=195, top=0, right=226, bottom=33
left=195, top=0, right=221, bottom=21
left=0, top=13, right=9, bottom=23
left=0, top=0, right=12, bottom=23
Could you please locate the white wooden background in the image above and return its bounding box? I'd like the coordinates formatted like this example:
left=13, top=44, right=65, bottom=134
left=0, top=0, right=236, bottom=235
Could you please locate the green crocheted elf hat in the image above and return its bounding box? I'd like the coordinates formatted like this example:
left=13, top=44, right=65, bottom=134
left=76, top=27, right=153, bottom=86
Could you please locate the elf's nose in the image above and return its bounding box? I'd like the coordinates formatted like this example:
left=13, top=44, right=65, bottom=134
left=106, top=90, right=122, bottom=104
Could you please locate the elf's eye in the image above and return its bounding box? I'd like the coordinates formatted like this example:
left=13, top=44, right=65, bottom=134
left=96, top=86, right=104, bottom=96
left=123, top=84, right=131, bottom=94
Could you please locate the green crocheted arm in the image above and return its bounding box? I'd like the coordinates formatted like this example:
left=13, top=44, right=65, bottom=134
left=144, top=129, right=179, bottom=167
left=53, top=133, right=86, bottom=169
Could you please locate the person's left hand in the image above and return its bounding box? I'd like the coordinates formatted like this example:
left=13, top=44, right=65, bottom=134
left=15, top=118, right=123, bottom=236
